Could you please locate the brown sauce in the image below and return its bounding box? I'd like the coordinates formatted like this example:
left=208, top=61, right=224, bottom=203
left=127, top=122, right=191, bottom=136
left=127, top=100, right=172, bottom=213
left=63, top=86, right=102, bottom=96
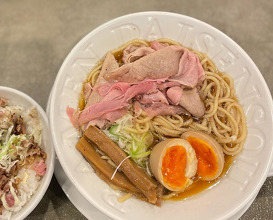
left=165, top=155, right=235, bottom=201
left=78, top=92, right=85, bottom=111
left=113, top=50, right=124, bottom=65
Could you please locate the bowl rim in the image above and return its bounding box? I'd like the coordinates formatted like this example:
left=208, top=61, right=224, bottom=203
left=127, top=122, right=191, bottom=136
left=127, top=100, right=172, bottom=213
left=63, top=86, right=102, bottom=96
left=0, top=86, right=55, bottom=220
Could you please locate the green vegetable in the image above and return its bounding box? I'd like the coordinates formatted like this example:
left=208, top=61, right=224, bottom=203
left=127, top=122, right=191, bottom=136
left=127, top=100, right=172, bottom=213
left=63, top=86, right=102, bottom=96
left=105, top=114, right=155, bottom=168
left=109, top=124, right=120, bottom=136
left=128, top=132, right=153, bottom=165
left=0, top=125, right=29, bottom=171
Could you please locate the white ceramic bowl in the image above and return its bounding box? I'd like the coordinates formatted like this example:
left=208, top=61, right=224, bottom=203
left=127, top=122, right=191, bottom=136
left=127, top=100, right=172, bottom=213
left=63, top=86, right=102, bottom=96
left=0, top=86, right=55, bottom=220
left=49, top=12, right=273, bottom=220
left=46, top=86, right=271, bottom=220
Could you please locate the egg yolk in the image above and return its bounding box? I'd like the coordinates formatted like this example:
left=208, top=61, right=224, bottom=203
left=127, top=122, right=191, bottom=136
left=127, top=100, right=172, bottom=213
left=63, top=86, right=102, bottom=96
left=161, top=145, right=187, bottom=188
left=186, top=136, right=218, bottom=179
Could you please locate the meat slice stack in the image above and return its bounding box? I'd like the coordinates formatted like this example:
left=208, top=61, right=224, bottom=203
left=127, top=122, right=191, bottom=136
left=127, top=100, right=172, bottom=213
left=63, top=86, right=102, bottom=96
left=67, top=41, right=206, bottom=130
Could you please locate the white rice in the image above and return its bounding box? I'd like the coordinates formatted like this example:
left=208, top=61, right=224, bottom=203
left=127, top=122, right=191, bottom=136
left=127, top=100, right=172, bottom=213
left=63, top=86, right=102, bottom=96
left=0, top=103, right=44, bottom=220
left=0, top=169, right=41, bottom=220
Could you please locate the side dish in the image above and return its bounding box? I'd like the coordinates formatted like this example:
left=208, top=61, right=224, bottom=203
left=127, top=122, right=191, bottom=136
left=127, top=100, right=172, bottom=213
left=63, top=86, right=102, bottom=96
left=0, top=97, right=47, bottom=219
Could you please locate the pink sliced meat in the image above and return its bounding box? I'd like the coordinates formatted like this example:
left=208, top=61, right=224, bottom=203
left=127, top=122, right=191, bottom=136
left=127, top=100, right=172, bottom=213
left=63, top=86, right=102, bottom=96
left=123, top=46, right=155, bottom=63
left=179, top=87, right=205, bottom=118
left=95, top=82, right=131, bottom=97
left=157, top=81, right=181, bottom=90
left=136, top=90, right=168, bottom=105
left=79, top=100, right=121, bottom=124
left=166, top=86, right=183, bottom=105
left=79, top=81, right=157, bottom=124
left=66, top=107, right=80, bottom=129
left=169, top=49, right=205, bottom=88
left=150, top=40, right=165, bottom=50
left=85, top=108, right=127, bottom=129
left=100, top=88, right=124, bottom=102
left=120, top=81, right=157, bottom=103
left=101, top=108, right=127, bottom=124
left=142, top=102, right=187, bottom=118
left=33, top=160, right=47, bottom=176
left=67, top=52, right=120, bottom=129
left=86, top=52, right=119, bottom=107
left=66, top=41, right=206, bottom=129
left=86, top=118, right=106, bottom=129
left=105, top=45, right=204, bottom=88
left=86, top=108, right=127, bottom=129
left=122, top=44, right=139, bottom=60
left=5, top=193, right=15, bottom=207
left=105, top=46, right=184, bottom=83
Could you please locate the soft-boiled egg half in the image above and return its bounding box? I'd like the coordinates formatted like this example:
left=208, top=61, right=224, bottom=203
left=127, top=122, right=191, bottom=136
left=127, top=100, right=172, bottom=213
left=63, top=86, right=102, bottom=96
left=149, top=139, right=198, bottom=192
left=181, top=131, right=225, bottom=181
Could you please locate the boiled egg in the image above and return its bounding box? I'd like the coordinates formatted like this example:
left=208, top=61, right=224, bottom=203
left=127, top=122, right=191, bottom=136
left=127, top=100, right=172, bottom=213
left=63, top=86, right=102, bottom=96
left=149, top=139, right=197, bottom=192
left=181, top=131, right=224, bottom=181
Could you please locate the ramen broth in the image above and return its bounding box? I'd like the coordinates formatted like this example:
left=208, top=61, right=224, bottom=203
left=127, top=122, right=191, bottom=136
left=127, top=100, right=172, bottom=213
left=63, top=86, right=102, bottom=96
left=168, top=155, right=234, bottom=201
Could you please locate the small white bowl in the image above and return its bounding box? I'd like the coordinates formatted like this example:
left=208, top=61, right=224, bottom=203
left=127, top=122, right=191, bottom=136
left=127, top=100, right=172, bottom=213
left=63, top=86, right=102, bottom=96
left=0, top=86, right=55, bottom=220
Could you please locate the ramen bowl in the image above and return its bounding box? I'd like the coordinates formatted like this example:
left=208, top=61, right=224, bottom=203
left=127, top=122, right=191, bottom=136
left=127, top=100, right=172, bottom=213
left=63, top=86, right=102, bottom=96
left=0, top=86, right=55, bottom=220
left=49, top=12, right=273, bottom=220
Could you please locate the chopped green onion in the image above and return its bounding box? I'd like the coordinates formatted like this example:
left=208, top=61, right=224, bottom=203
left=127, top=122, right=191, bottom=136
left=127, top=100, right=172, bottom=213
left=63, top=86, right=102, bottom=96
left=104, top=113, right=154, bottom=168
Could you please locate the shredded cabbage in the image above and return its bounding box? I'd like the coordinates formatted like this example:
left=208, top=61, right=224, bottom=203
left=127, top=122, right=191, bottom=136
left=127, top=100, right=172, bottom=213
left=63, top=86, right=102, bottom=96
left=0, top=125, right=29, bottom=172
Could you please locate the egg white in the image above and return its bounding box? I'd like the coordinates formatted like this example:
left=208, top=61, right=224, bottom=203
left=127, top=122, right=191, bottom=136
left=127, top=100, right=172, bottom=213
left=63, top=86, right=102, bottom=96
left=149, top=139, right=198, bottom=192
left=181, top=131, right=225, bottom=181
